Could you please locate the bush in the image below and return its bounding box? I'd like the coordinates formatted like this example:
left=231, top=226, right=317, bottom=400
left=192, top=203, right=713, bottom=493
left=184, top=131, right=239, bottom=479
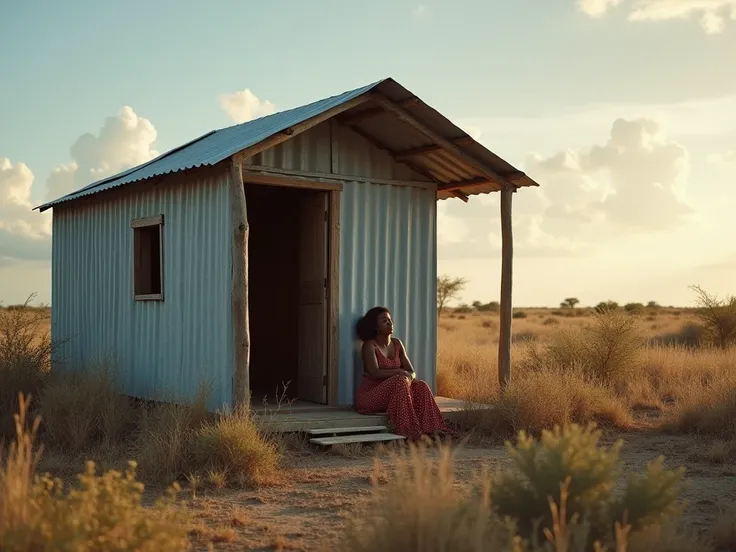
left=512, top=311, right=527, bottom=319
left=0, top=394, right=190, bottom=552
left=492, top=424, right=686, bottom=546
left=525, top=309, right=645, bottom=383
left=595, top=301, right=619, bottom=314
left=191, top=408, right=280, bottom=487
left=339, top=425, right=690, bottom=552
left=649, top=322, right=705, bottom=349
left=0, top=296, right=54, bottom=440
left=690, top=285, right=736, bottom=349
left=39, top=363, right=134, bottom=452
left=624, top=302, right=645, bottom=313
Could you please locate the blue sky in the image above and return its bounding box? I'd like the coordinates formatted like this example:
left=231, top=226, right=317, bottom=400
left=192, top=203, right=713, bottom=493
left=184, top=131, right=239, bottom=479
left=2, top=0, right=736, bottom=307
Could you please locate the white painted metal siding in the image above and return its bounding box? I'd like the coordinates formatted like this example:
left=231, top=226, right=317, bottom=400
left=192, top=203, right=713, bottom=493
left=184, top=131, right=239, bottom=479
left=50, top=169, right=233, bottom=412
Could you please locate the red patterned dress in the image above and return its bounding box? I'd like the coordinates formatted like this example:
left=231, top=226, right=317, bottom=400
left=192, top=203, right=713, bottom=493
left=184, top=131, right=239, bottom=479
left=355, top=338, right=452, bottom=440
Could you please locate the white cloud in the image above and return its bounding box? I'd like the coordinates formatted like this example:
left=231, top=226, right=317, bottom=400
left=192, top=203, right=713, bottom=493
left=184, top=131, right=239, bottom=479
left=45, top=105, right=159, bottom=201
left=578, top=0, right=624, bottom=17
left=0, top=158, right=51, bottom=266
left=437, top=116, right=694, bottom=261
left=708, top=148, right=736, bottom=163
left=219, top=89, right=276, bottom=124
left=578, top=0, right=736, bottom=33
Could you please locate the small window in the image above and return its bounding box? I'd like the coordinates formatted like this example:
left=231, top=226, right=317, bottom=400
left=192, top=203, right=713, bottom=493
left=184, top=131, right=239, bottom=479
left=131, top=215, right=164, bottom=301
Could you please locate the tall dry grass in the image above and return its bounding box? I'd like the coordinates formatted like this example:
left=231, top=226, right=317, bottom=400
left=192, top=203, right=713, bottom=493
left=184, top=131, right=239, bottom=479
left=0, top=394, right=190, bottom=551
left=437, top=307, right=736, bottom=437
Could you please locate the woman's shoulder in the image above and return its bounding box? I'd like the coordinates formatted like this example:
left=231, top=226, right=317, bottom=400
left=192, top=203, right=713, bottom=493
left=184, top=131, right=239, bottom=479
left=391, top=337, right=405, bottom=349
left=361, top=339, right=376, bottom=352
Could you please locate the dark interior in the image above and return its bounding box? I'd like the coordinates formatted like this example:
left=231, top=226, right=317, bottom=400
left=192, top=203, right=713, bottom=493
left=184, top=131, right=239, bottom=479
left=246, top=184, right=304, bottom=404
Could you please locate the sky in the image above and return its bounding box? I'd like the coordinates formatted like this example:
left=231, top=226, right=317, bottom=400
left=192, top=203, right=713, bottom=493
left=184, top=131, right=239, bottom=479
left=1, top=0, right=735, bottom=308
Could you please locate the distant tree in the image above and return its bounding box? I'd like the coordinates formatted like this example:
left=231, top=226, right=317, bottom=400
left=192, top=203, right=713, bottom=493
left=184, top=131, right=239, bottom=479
left=437, top=275, right=467, bottom=319
left=472, top=300, right=483, bottom=310
left=646, top=301, right=660, bottom=309
left=624, top=302, right=645, bottom=313
left=690, top=285, right=736, bottom=349
left=561, top=297, right=580, bottom=309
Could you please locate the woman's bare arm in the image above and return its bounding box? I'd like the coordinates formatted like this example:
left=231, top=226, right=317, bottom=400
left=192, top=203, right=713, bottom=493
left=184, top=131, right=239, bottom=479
left=396, top=339, right=416, bottom=376
left=362, top=341, right=407, bottom=380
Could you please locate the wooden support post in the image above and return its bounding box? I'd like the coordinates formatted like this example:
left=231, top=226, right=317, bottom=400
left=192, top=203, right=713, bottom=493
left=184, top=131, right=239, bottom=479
left=498, top=188, right=513, bottom=391
left=230, top=159, right=251, bottom=410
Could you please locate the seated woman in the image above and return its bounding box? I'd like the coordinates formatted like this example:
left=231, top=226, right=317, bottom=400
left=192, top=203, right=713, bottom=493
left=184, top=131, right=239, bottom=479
left=355, top=306, right=455, bottom=442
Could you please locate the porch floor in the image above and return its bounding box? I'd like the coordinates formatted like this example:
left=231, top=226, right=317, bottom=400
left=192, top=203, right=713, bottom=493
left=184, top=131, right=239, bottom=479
left=252, top=396, right=489, bottom=433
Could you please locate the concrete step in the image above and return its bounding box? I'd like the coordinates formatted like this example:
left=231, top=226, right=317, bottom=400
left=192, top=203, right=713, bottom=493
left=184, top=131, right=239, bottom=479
left=306, top=425, right=388, bottom=436
left=310, top=432, right=406, bottom=447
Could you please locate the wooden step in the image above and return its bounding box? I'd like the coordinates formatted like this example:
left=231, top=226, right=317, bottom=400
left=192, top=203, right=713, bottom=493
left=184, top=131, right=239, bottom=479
left=307, top=425, right=388, bottom=436
left=310, top=432, right=406, bottom=447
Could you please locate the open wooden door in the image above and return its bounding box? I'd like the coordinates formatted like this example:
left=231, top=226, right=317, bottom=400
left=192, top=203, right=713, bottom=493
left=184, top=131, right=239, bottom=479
left=297, top=191, right=329, bottom=403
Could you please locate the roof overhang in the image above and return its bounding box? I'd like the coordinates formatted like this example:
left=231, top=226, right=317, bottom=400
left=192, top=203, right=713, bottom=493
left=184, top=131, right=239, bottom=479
left=36, top=77, right=539, bottom=212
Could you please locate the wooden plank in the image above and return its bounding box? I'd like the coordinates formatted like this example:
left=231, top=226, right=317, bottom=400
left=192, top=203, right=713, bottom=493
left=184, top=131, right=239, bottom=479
left=368, top=92, right=516, bottom=192
left=243, top=171, right=343, bottom=191
left=310, top=433, right=405, bottom=446
left=307, top=425, right=388, bottom=436
left=327, top=190, right=340, bottom=406
left=498, top=188, right=513, bottom=390
left=230, top=159, right=251, bottom=410
left=130, top=214, right=163, bottom=228
left=245, top=164, right=435, bottom=190
left=233, top=95, right=370, bottom=164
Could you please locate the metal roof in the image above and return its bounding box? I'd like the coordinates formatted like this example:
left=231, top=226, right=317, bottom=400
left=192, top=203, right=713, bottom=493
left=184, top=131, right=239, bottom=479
left=36, top=77, right=539, bottom=212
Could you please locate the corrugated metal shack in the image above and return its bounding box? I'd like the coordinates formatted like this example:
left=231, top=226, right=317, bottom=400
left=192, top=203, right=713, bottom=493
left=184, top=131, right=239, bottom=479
left=37, top=77, right=539, bottom=412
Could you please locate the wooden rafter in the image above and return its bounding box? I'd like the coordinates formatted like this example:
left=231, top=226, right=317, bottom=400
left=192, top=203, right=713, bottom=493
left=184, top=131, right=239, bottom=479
left=367, top=92, right=516, bottom=192
left=394, top=138, right=474, bottom=161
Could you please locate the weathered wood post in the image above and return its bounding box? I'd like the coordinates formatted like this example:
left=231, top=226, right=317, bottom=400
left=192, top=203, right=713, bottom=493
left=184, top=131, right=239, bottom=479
left=497, top=188, right=513, bottom=391
left=230, top=158, right=250, bottom=410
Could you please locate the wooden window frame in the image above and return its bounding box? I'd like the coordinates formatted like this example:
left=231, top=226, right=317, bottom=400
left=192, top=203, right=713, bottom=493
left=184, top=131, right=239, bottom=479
left=131, top=214, right=165, bottom=302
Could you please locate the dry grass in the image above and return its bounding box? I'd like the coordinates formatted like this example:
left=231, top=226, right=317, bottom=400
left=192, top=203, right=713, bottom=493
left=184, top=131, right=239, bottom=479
left=0, top=394, right=190, bottom=551
left=437, top=307, right=736, bottom=439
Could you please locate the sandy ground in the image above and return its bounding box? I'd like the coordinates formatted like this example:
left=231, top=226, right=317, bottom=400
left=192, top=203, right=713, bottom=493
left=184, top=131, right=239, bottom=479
left=183, top=426, right=736, bottom=552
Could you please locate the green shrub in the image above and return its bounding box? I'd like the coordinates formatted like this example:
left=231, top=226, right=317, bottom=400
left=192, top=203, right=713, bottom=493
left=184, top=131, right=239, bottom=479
left=491, top=424, right=685, bottom=545
left=513, top=311, right=527, bottom=319
left=595, top=301, right=619, bottom=314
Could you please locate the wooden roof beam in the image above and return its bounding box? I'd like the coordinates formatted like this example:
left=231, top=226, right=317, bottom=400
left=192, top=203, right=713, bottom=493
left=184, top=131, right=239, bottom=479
left=367, top=92, right=516, bottom=192
left=338, top=96, right=422, bottom=125
left=394, top=138, right=474, bottom=160
left=438, top=177, right=492, bottom=191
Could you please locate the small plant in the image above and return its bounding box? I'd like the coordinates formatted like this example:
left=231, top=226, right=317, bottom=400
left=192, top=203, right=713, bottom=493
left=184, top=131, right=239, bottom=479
left=513, top=311, right=528, bottom=319
left=491, top=424, right=686, bottom=546
left=595, top=301, right=619, bottom=314
left=191, top=407, right=280, bottom=488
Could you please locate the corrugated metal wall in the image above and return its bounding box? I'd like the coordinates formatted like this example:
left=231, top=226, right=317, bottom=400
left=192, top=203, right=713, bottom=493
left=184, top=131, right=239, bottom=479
left=251, top=121, right=438, bottom=405
left=51, top=168, right=233, bottom=412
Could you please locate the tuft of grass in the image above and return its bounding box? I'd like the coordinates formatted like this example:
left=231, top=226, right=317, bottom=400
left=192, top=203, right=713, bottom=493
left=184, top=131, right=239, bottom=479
left=191, top=407, right=280, bottom=488
left=133, top=385, right=211, bottom=484
left=0, top=394, right=190, bottom=551
left=39, top=362, right=134, bottom=452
